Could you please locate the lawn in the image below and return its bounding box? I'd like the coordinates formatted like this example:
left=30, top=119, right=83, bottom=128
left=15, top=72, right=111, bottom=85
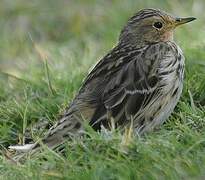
left=1, top=0, right=205, bottom=179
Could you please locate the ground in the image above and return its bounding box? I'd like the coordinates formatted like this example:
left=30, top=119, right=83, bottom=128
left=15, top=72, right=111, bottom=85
left=0, top=0, right=205, bottom=179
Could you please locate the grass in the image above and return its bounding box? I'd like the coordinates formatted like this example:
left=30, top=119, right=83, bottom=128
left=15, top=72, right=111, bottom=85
left=0, top=0, right=205, bottom=179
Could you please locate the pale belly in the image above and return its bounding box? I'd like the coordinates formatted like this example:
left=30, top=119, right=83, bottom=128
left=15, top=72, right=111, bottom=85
left=136, top=43, right=185, bottom=134
left=136, top=77, right=183, bottom=134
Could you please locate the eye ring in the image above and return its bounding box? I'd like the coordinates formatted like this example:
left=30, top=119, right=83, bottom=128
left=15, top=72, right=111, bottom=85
left=153, top=22, right=163, bottom=29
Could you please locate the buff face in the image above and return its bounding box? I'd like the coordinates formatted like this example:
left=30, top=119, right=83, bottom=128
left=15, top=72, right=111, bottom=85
left=120, top=9, right=196, bottom=45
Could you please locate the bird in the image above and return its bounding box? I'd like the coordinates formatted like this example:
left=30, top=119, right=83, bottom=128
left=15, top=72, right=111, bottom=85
left=9, top=8, right=196, bottom=152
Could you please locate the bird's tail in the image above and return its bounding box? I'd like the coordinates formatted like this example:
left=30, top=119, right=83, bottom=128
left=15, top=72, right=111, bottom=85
left=8, top=113, right=84, bottom=162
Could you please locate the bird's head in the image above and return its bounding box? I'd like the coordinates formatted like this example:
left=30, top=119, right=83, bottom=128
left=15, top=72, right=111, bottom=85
left=119, top=9, right=196, bottom=46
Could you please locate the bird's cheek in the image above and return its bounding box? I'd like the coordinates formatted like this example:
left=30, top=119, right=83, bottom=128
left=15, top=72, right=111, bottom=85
left=160, top=31, right=174, bottom=42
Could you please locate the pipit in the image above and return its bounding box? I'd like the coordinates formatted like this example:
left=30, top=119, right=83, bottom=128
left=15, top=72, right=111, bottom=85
left=10, top=8, right=196, bottom=151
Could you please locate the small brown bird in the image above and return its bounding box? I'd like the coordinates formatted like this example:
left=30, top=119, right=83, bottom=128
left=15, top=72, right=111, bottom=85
left=10, top=8, right=196, bottom=152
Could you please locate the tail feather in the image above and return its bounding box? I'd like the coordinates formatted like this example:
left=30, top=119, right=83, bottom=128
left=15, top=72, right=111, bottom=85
left=8, top=143, right=36, bottom=153
left=8, top=113, right=84, bottom=162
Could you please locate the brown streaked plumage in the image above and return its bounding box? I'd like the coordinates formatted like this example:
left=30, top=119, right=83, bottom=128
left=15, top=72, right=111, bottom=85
left=9, top=8, right=196, bottom=152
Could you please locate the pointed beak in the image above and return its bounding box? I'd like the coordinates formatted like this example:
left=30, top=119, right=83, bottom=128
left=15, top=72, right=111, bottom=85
left=175, top=17, right=196, bottom=26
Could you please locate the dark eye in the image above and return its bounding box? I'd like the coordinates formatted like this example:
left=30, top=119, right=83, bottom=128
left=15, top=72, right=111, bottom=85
left=175, top=18, right=181, bottom=22
left=153, top=22, right=163, bottom=29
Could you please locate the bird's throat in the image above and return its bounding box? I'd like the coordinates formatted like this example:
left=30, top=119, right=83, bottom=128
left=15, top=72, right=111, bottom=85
left=160, top=31, right=174, bottom=42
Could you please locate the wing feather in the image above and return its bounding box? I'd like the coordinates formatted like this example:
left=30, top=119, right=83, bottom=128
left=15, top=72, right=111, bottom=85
left=83, top=42, right=163, bottom=129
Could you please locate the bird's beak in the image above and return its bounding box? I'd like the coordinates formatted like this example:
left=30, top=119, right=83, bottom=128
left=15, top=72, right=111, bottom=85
left=174, top=17, right=196, bottom=26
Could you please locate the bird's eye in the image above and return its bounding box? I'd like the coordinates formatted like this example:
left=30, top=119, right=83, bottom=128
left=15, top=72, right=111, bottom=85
left=153, top=22, right=163, bottom=29
left=175, top=18, right=181, bottom=22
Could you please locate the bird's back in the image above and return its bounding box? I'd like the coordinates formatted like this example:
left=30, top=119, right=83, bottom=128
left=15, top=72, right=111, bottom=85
left=41, top=41, right=184, bottom=148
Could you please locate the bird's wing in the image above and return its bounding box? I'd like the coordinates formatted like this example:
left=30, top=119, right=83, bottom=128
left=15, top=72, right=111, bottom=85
left=8, top=42, right=177, bottom=154
left=81, top=42, right=167, bottom=129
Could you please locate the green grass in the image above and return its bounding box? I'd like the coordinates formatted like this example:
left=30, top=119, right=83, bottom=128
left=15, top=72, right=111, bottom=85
left=1, top=0, right=205, bottom=179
